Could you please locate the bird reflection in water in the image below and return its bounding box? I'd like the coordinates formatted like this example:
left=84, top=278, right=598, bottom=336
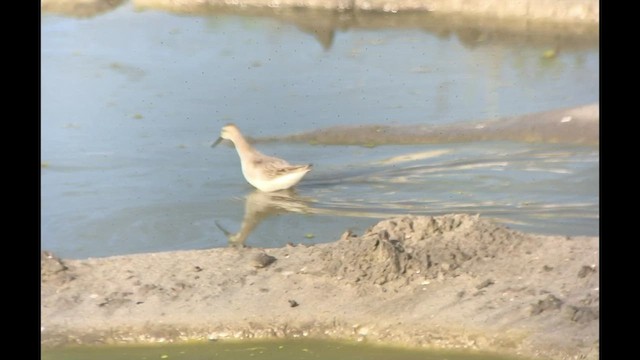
left=215, top=189, right=313, bottom=247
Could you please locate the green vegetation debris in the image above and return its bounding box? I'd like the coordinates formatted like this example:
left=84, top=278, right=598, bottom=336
left=542, top=49, right=557, bottom=59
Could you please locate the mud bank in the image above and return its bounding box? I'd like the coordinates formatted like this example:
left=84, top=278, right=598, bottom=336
left=258, top=103, right=599, bottom=146
left=41, top=214, right=599, bottom=360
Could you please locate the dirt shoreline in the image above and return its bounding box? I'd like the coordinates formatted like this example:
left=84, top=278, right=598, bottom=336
left=41, top=214, right=599, bottom=360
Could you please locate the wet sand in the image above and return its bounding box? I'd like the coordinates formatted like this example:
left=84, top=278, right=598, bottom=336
left=41, top=214, right=599, bottom=360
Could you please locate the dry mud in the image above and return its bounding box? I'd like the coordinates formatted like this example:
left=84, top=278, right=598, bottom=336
left=41, top=214, right=599, bottom=360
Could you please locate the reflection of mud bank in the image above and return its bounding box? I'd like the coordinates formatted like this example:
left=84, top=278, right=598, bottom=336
left=42, top=214, right=599, bottom=360
left=48, top=0, right=596, bottom=25
left=260, top=103, right=599, bottom=146
left=42, top=1, right=598, bottom=49
left=42, top=0, right=125, bottom=18
left=133, top=0, right=598, bottom=24
left=139, top=4, right=598, bottom=51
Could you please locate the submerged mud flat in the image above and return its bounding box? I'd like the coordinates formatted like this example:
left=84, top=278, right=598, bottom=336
left=41, top=214, right=599, bottom=360
left=260, top=103, right=599, bottom=146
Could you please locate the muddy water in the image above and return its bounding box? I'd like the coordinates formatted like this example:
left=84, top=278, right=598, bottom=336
left=41, top=3, right=599, bottom=259
left=41, top=339, right=531, bottom=360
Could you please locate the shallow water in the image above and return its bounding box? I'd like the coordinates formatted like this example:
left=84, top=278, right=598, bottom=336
left=41, top=2, right=599, bottom=259
left=41, top=339, right=530, bottom=360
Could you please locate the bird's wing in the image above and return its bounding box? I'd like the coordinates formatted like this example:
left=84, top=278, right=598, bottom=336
left=272, top=164, right=311, bottom=176
left=252, top=155, right=310, bottom=178
left=252, top=154, right=289, bottom=167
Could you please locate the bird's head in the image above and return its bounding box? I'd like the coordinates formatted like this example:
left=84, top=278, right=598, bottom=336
left=212, top=123, right=241, bottom=147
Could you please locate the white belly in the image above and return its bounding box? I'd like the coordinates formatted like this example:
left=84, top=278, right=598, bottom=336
left=245, top=169, right=309, bottom=192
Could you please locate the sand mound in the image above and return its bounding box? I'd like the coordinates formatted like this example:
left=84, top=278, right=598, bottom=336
left=323, top=214, right=526, bottom=286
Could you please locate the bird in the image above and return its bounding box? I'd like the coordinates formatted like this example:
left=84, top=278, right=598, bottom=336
left=211, top=123, right=312, bottom=192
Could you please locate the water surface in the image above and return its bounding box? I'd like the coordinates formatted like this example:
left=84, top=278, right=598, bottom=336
left=41, top=339, right=531, bottom=360
left=41, top=3, right=599, bottom=259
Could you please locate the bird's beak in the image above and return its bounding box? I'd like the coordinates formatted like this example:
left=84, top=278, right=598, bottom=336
left=211, top=137, right=223, bottom=148
left=214, top=221, right=232, bottom=237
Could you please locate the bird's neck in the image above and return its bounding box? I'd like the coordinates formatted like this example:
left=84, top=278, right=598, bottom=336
left=231, top=134, right=255, bottom=159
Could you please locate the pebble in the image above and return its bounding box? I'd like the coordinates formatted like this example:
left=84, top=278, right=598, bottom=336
left=252, top=253, right=277, bottom=268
